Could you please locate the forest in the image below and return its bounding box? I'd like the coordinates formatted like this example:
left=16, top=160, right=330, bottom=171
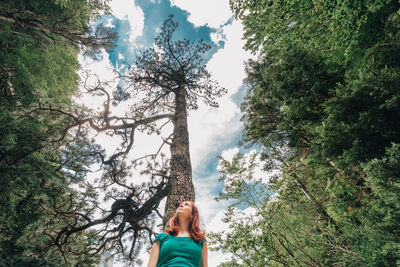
left=1, top=0, right=400, bottom=266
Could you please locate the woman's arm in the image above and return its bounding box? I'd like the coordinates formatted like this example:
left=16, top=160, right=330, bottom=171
left=201, top=241, right=208, bottom=267
left=147, top=241, right=160, bottom=267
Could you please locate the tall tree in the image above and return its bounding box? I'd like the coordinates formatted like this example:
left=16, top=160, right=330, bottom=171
left=128, top=15, right=226, bottom=222
left=209, top=0, right=400, bottom=266
left=0, top=0, right=116, bottom=57
left=0, top=0, right=115, bottom=265
left=46, top=15, right=226, bottom=263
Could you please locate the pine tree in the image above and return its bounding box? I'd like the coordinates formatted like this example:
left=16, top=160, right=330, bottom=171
left=47, top=15, right=226, bottom=263
left=210, top=1, right=400, bottom=266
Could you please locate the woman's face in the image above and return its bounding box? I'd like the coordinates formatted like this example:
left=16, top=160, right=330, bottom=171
left=176, top=201, right=193, bottom=219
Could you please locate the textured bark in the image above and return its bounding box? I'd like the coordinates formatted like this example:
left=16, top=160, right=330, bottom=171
left=164, top=86, right=195, bottom=223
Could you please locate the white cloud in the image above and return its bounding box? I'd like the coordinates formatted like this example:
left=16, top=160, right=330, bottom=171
left=188, top=19, right=255, bottom=171
left=105, top=17, right=114, bottom=28
left=76, top=49, right=126, bottom=156
left=188, top=102, right=241, bottom=171
left=206, top=20, right=254, bottom=96
left=109, top=0, right=144, bottom=43
left=206, top=209, right=232, bottom=266
left=171, top=0, right=232, bottom=28
left=194, top=175, right=232, bottom=267
left=219, top=147, right=240, bottom=165
left=194, top=174, right=228, bottom=225
left=77, top=49, right=116, bottom=85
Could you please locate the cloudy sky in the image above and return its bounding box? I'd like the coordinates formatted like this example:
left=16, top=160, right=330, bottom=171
left=78, top=0, right=257, bottom=265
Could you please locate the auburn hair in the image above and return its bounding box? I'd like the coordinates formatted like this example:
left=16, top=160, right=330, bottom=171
left=165, top=200, right=205, bottom=242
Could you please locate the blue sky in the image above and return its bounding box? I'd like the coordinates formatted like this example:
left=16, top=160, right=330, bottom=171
left=101, top=0, right=225, bottom=74
left=96, top=0, right=244, bottom=186
left=96, top=0, right=245, bottom=189
left=78, top=0, right=260, bottom=265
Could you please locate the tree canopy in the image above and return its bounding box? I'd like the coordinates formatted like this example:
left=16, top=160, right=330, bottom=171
left=0, top=0, right=115, bottom=265
left=210, top=0, right=400, bottom=266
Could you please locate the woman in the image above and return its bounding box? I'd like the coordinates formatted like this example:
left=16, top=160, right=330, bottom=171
left=147, top=200, right=208, bottom=267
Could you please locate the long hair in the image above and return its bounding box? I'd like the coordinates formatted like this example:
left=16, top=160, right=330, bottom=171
left=165, top=200, right=205, bottom=242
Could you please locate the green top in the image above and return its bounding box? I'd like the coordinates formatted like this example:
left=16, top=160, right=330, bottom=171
left=155, top=233, right=205, bottom=267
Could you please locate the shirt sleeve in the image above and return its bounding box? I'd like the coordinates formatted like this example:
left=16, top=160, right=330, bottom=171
left=154, top=233, right=168, bottom=244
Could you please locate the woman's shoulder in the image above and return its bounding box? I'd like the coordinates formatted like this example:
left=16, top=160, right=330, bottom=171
left=154, top=232, right=170, bottom=243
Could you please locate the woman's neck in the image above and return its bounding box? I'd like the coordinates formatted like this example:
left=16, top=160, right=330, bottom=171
left=177, top=218, right=190, bottom=236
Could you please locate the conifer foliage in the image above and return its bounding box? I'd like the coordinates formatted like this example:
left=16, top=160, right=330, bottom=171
left=210, top=1, right=400, bottom=266
left=0, top=0, right=115, bottom=266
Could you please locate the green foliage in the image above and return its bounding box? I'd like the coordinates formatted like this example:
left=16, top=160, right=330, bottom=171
left=1, top=0, right=115, bottom=56
left=315, top=67, right=400, bottom=163
left=210, top=153, right=337, bottom=266
left=357, top=143, right=400, bottom=265
left=209, top=152, right=274, bottom=266
left=241, top=48, right=341, bottom=149
left=0, top=127, right=101, bottom=266
left=212, top=0, right=400, bottom=266
left=0, top=0, right=113, bottom=265
left=231, top=0, right=399, bottom=63
left=216, top=152, right=267, bottom=207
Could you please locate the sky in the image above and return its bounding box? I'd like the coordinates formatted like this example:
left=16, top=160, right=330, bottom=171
left=77, top=0, right=260, bottom=265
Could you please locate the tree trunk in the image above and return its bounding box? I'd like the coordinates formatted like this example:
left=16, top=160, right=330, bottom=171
left=164, top=86, right=195, bottom=224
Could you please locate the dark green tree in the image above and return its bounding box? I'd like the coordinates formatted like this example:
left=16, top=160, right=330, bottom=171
left=0, top=0, right=115, bottom=57
left=0, top=0, right=115, bottom=265
left=210, top=0, right=400, bottom=266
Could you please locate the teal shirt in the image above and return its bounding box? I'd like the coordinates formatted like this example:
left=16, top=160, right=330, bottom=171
left=154, top=233, right=204, bottom=267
